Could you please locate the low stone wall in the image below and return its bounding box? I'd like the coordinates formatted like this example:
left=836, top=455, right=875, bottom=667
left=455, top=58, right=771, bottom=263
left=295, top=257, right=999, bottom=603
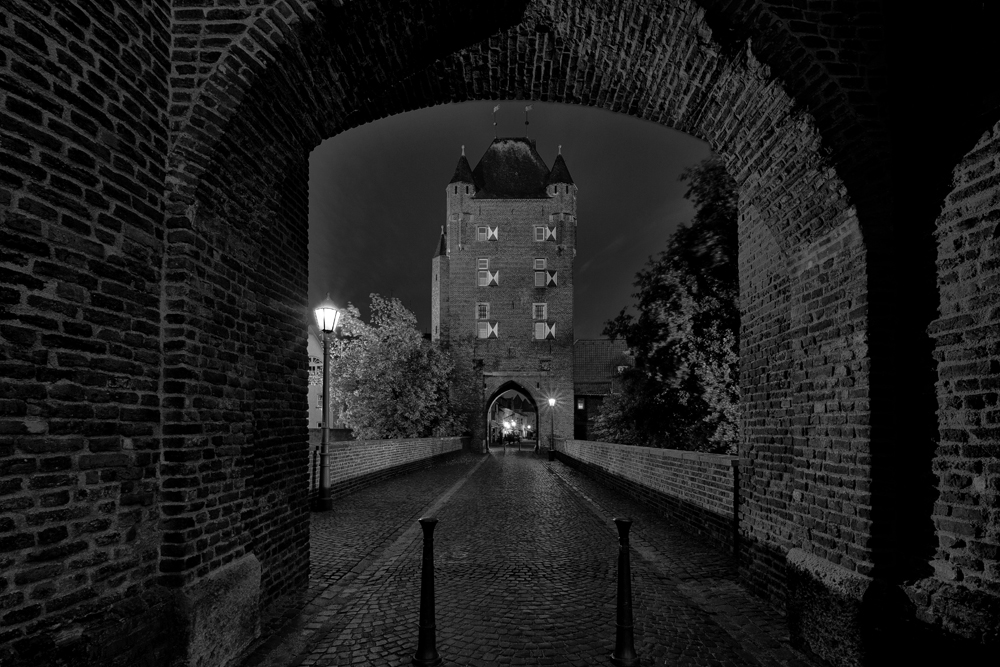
left=556, top=439, right=739, bottom=550
left=307, top=434, right=469, bottom=501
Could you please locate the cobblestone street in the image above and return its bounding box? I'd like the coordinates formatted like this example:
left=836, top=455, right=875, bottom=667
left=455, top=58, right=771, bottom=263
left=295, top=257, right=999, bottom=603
left=243, top=452, right=820, bottom=667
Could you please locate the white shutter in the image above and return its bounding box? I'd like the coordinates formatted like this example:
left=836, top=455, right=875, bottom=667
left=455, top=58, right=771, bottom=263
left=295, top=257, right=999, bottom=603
left=488, top=322, right=499, bottom=338
left=487, top=226, right=499, bottom=240
left=489, top=270, right=499, bottom=286
left=545, top=323, right=556, bottom=339
left=478, top=270, right=489, bottom=286
left=545, top=226, right=557, bottom=240
left=546, top=270, right=557, bottom=286
left=534, top=271, right=545, bottom=287
left=534, top=322, right=545, bottom=339
left=477, top=321, right=488, bottom=338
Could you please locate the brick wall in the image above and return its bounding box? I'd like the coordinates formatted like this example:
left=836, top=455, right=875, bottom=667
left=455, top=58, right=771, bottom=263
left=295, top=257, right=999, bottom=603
left=920, top=118, right=1000, bottom=643
left=557, top=439, right=738, bottom=548
left=307, top=435, right=467, bottom=500
left=0, top=2, right=175, bottom=665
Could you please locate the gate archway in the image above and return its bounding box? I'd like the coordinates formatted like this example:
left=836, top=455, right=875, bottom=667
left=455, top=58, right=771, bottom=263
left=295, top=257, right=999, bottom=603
left=484, top=381, right=540, bottom=451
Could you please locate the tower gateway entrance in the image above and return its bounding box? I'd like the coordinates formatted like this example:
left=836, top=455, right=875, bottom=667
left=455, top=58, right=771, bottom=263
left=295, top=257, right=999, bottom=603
left=432, top=138, right=577, bottom=450
left=485, top=383, right=539, bottom=450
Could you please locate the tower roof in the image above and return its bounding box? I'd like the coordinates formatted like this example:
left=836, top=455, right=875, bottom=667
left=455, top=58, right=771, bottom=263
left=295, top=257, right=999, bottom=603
left=433, top=226, right=447, bottom=258
left=471, top=137, right=550, bottom=199
left=449, top=152, right=475, bottom=184
left=547, top=153, right=574, bottom=185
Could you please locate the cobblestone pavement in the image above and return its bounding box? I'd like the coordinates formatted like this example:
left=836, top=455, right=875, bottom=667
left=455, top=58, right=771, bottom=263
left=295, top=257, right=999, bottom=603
left=242, top=451, right=822, bottom=666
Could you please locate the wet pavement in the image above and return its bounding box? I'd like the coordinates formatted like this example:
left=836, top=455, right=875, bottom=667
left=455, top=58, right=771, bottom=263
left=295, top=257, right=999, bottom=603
left=241, top=450, right=821, bottom=666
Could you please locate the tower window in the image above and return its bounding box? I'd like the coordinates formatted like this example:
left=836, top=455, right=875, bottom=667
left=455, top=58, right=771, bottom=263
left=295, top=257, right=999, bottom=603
left=534, top=258, right=546, bottom=270
left=534, top=322, right=555, bottom=340
left=479, top=270, right=499, bottom=286
left=534, top=271, right=545, bottom=287
left=478, top=258, right=489, bottom=270
left=476, top=303, right=490, bottom=320
left=465, top=185, right=470, bottom=194
left=454, top=186, right=458, bottom=194
left=477, top=321, right=499, bottom=339
left=534, top=226, right=556, bottom=241
left=533, top=303, right=547, bottom=320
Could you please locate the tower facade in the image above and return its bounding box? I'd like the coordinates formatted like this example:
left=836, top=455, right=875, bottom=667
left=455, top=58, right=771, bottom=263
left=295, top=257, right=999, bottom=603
left=432, top=138, right=577, bottom=447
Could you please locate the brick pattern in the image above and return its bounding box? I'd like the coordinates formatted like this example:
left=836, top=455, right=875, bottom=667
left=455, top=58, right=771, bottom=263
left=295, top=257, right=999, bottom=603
left=559, top=439, right=738, bottom=520
left=920, top=119, right=1000, bottom=640
left=0, top=2, right=173, bottom=663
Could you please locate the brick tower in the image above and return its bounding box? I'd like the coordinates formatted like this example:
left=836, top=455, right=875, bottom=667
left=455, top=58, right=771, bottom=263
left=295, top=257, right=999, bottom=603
left=432, top=138, right=576, bottom=449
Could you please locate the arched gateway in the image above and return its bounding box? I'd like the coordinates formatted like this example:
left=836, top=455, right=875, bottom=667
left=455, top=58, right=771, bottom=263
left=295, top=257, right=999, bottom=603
left=0, top=3, right=997, bottom=666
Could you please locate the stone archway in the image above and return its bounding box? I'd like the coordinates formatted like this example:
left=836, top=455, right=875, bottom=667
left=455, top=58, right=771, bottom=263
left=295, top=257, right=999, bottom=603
left=484, top=381, right=541, bottom=451
left=158, top=4, right=917, bottom=665
left=165, top=0, right=878, bottom=623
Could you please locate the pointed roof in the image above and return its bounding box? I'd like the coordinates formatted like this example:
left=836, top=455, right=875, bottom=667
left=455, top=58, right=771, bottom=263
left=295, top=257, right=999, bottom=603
left=471, top=137, right=550, bottom=199
left=433, top=226, right=447, bottom=258
left=449, top=148, right=475, bottom=184
left=548, top=153, right=574, bottom=185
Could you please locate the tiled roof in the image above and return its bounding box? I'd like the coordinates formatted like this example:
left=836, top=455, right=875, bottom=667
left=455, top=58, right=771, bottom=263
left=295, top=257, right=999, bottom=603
left=471, top=137, right=550, bottom=199
left=573, top=339, right=632, bottom=395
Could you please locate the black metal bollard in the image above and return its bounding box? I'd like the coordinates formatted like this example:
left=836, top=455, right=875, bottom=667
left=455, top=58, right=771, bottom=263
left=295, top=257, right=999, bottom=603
left=412, top=517, right=442, bottom=666
left=611, top=517, right=640, bottom=666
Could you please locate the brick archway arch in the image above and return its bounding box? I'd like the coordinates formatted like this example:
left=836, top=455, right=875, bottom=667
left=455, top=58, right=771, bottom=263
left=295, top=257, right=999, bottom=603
left=161, top=3, right=900, bottom=664
left=484, top=381, right=540, bottom=448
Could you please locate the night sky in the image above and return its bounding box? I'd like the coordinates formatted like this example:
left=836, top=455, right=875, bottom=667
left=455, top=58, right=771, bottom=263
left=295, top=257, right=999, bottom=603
left=308, top=100, right=711, bottom=339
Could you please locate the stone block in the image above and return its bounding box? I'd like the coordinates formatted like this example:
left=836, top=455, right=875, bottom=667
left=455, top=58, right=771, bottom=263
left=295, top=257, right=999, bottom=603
left=178, top=553, right=260, bottom=667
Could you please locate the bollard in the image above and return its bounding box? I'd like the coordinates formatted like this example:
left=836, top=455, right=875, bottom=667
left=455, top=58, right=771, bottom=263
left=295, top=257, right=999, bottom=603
left=412, top=517, right=442, bottom=666
left=611, top=517, right=640, bottom=666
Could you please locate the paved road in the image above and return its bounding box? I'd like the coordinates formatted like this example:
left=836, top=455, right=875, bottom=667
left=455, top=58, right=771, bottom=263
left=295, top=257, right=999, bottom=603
left=242, top=451, right=820, bottom=667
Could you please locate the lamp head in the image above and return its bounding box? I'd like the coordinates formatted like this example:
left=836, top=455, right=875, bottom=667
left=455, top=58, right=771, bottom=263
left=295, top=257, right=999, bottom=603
left=548, top=397, right=556, bottom=407
left=314, top=293, right=342, bottom=333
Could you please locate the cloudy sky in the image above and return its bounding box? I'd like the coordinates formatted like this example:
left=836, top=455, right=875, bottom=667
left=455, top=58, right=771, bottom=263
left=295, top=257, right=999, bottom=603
left=308, top=100, right=711, bottom=339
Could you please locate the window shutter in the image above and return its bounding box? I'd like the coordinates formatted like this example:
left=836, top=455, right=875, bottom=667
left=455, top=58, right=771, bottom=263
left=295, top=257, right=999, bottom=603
left=534, top=271, right=545, bottom=287
left=546, top=270, right=557, bottom=286
left=489, top=270, right=499, bottom=286
left=487, top=226, right=498, bottom=240
left=545, top=226, right=557, bottom=240
left=477, top=321, right=488, bottom=338
left=478, top=270, right=489, bottom=286
left=545, top=323, right=556, bottom=339
left=488, top=322, right=499, bottom=339
left=477, top=226, right=487, bottom=241
left=534, top=322, right=545, bottom=339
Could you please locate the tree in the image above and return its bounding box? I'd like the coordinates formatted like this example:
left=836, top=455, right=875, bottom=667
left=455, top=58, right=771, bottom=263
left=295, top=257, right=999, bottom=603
left=594, top=157, right=739, bottom=454
left=328, top=294, right=469, bottom=439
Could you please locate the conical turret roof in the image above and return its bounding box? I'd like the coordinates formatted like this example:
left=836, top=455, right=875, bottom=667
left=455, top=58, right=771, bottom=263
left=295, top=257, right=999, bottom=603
left=548, top=153, right=574, bottom=185
left=449, top=151, right=475, bottom=184
left=433, top=226, right=447, bottom=258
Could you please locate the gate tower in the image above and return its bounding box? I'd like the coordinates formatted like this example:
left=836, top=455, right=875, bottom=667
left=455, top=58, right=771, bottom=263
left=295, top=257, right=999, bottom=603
left=432, top=138, right=576, bottom=448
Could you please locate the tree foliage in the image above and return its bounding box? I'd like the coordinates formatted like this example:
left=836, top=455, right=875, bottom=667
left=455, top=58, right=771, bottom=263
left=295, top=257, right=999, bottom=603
left=327, top=294, right=471, bottom=439
left=594, top=157, right=740, bottom=454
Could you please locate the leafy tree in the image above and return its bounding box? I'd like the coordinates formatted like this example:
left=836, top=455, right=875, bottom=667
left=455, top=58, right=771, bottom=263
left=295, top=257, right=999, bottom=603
left=594, top=157, right=739, bottom=454
left=327, top=294, right=470, bottom=439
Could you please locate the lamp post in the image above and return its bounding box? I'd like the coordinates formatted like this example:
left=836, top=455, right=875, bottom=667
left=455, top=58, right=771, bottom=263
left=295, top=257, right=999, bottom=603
left=314, top=294, right=342, bottom=512
left=548, top=397, right=556, bottom=461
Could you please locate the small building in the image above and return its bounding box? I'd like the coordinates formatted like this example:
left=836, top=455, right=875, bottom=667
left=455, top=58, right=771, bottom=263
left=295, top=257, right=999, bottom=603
left=573, top=339, right=632, bottom=440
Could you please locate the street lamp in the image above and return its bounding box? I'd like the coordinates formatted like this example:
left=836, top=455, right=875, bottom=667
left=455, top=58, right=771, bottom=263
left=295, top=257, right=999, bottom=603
left=548, top=397, right=556, bottom=460
left=314, top=293, right=342, bottom=512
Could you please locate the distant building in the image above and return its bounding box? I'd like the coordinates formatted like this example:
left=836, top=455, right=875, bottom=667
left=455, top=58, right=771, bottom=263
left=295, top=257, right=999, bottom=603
left=432, top=138, right=577, bottom=447
left=572, top=339, right=632, bottom=440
